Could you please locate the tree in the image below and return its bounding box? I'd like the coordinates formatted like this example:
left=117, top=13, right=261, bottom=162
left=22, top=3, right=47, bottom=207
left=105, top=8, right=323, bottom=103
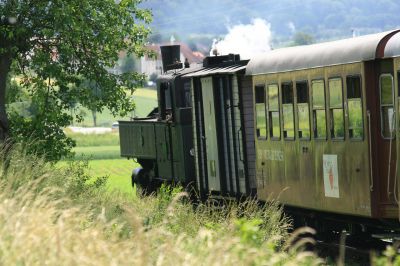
left=0, top=0, right=152, bottom=160
left=120, top=55, right=137, bottom=74
left=80, top=79, right=100, bottom=127
left=292, top=32, right=315, bottom=46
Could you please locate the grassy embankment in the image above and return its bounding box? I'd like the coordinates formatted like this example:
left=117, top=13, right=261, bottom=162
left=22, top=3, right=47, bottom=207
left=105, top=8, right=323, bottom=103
left=4, top=145, right=400, bottom=265
left=0, top=145, right=326, bottom=265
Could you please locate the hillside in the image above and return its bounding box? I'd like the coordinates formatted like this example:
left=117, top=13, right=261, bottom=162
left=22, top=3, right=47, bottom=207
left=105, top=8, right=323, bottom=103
left=140, top=0, right=400, bottom=46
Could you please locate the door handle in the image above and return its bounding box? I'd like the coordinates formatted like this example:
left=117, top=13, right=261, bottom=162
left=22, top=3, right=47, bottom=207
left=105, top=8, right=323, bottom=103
left=237, top=128, right=243, bottom=162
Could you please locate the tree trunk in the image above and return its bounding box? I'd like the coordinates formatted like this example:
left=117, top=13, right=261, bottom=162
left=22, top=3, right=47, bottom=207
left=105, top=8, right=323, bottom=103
left=0, top=52, right=12, bottom=142
left=92, top=109, right=97, bottom=127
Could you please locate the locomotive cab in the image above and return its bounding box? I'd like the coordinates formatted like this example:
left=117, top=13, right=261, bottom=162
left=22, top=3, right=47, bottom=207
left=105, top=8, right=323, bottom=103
left=118, top=45, right=198, bottom=192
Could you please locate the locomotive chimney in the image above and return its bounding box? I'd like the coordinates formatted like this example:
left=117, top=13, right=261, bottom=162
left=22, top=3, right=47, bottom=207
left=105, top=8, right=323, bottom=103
left=160, top=45, right=182, bottom=73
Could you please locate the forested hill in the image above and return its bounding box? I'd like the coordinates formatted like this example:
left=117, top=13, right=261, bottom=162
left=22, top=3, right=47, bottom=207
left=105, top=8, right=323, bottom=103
left=140, top=0, right=400, bottom=45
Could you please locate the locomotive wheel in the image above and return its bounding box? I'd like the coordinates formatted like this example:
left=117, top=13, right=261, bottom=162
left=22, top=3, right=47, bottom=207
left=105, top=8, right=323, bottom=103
left=132, top=168, right=157, bottom=195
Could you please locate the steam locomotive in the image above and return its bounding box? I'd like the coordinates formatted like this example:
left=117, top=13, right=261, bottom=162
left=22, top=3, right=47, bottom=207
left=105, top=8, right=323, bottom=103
left=119, top=29, right=400, bottom=236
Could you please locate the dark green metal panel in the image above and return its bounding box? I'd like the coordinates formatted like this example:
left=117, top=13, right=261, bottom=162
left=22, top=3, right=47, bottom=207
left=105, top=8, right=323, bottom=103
left=171, top=125, right=183, bottom=180
left=119, top=121, right=156, bottom=159
left=155, top=123, right=173, bottom=178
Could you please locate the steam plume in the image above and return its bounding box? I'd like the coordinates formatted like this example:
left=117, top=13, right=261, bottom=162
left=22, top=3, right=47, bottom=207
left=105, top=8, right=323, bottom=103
left=211, top=18, right=272, bottom=59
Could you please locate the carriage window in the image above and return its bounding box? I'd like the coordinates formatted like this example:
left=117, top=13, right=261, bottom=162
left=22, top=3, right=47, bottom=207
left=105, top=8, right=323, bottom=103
left=255, top=85, right=267, bottom=139
left=282, top=82, right=294, bottom=139
left=312, top=80, right=326, bottom=139
left=347, top=76, right=363, bottom=139
left=268, top=84, right=280, bottom=139
left=296, top=81, right=310, bottom=139
left=398, top=71, right=400, bottom=96
left=182, top=80, right=192, bottom=107
left=398, top=71, right=400, bottom=132
left=380, top=74, right=394, bottom=138
left=328, top=78, right=344, bottom=139
left=160, top=82, right=172, bottom=120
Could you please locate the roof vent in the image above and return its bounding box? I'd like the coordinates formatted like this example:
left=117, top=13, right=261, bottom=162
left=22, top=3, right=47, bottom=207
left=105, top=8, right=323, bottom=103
left=203, top=53, right=240, bottom=67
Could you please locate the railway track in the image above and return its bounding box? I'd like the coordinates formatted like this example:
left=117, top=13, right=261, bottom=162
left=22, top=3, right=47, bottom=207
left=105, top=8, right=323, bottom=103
left=313, top=232, right=393, bottom=265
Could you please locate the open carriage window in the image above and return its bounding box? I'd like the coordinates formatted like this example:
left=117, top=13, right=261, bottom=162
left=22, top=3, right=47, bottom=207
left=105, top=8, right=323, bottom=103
left=282, top=82, right=294, bottom=139
left=328, top=78, right=345, bottom=139
left=346, top=75, right=363, bottom=140
left=296, top=81, right=310, bottom=140
left=312, top=79, right=326, bottom=139
left=255, top=85, right=267, bottom=139
left=380, top=74, right=395, bottom=139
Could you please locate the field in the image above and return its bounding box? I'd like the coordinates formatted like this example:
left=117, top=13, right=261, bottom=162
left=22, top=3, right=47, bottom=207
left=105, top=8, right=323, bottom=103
left=62, top=131, right=136, bottom=193
left=62, top=88, right=157, bottom=192
left=73, top=87, right=157, bottom=127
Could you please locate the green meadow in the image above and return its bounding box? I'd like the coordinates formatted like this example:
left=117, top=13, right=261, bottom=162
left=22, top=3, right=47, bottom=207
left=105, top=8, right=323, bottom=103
left=62, top=87, right=157, bottom=192
left=72, top=88, right=157, bottom=127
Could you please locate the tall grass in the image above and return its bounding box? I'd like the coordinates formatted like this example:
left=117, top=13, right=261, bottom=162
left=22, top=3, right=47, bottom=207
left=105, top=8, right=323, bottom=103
left=0, top=145, right=325, bottom=265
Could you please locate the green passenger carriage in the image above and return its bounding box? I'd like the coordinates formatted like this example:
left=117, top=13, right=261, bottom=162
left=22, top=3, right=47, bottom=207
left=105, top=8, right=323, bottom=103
left=246, top=30, right=400, bottom=229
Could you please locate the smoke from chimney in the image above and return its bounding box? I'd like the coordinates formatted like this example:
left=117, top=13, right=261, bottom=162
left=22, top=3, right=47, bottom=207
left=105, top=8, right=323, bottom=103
left=210, top=18, right=272, bottom=59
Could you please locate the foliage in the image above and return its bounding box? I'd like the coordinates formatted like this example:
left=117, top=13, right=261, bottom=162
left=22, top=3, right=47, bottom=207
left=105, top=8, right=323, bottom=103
left=292, top=32, right=315, bottom=46
left=9, top=109, right=75, bottom=161
left=120, top=54, right=138, bottom=74
left=0, top=0, right=152, bottom=161
left=373, top=246, right=400, bottom=266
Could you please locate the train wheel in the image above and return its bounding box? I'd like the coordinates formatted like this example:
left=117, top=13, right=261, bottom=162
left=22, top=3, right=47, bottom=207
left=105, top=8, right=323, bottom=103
left=132, top=168, right=157, bottom=195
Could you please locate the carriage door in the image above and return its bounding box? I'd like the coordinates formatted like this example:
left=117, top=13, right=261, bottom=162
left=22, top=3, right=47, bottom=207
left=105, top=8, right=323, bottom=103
left=396, top=60, right=400, bottom=219
left=213, top=75, right=247, bottom=195
left=197, top=75, right=247, bottom=195
left=201, top=77, right=221, bottom=192
left=370, top=59, right=397, bottom=215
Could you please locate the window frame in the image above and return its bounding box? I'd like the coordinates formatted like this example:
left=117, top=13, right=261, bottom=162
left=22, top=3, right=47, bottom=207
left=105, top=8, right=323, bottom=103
left=397, top=71, right=400, bottom=134
left=296, top=80, right=311, bottom=140
left=281, top=81, right=295, bottom=140
left=267, top=83, right=281, bottom=140
left=379, top=73, right=395, bottom=140
left=328, top=76, right=345, bottom=141
left=346, top=74, right=364, bottom=141
left=255, top=84, right=267, bottom=140
left=311, top=78, right=327, bottom=140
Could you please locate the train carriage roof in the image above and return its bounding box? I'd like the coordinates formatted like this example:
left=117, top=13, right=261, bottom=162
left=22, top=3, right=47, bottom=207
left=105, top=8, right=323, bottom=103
left=385, top=32, right=400, bottom=58
left=246, top=29, right=400, bottom=75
